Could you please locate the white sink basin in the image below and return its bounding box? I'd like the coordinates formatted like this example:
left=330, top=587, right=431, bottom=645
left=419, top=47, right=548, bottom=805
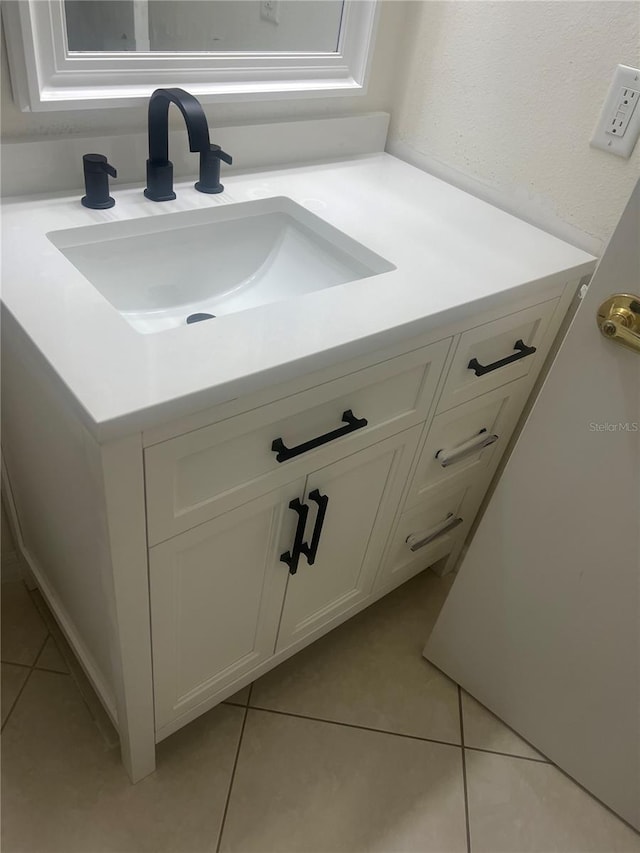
left=47, top=197, right=395, bottom=334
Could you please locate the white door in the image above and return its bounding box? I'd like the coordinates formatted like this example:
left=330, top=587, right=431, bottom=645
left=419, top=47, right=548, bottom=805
left=150, top=477, right=305, bottom=734
left=276, top=427, right=420, bottom=652
left=425, top=182, right=640, bottom=829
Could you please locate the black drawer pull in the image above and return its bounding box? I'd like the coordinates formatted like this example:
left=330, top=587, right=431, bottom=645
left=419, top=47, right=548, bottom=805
left=468, top=339, right=536, bottom=377
left=280, top=498, right=309, bottom=575
left=271, top=409, right=368, bottom=463
left=300, top=489, right=329, bottom=566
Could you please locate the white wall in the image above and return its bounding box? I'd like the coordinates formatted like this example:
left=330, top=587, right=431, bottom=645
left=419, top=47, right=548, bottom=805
left=387, top=1, right=640, bottom=253
left=0, top=2, right=406, bottom=140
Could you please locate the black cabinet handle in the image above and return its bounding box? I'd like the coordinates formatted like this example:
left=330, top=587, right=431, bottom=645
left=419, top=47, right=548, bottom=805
left=467, top=339, right=536, bottom=377
left=280, top=498, right=309, bottom=575
left=300, top=489, right=329, bottom=566
left=271, top=409, right=368, bottom=463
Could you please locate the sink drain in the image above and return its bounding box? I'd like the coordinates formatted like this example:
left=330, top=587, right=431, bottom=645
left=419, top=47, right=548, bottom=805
left=186, top=312, right=216, bottom=324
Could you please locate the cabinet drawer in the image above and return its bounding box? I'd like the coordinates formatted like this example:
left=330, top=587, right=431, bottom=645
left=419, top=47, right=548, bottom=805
left=438, top=300, right=558, bottom=411
left=406, top=379, right=530, bottom=507
left=145, top=339, right=450, bottom=544
left=374, top=481, right=481, bottom=593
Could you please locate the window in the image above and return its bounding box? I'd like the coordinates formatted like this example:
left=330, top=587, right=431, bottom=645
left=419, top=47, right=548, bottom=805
left=3, top=0, right=379, bottom=112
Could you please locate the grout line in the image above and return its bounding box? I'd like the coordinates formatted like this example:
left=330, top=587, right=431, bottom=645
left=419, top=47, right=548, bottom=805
left=247, top=700, right=550, bottom=765
left=215, top=683, right=253, bottom=853
left=458, top=687, right=472, bottom=853
left=248, top=703, right=462, bottom=750
left=1, top=633, right=50, bottom=732
left=1, top=664, right=34, bottom=732
left=32, top=632, right=51, bottom=666
left=0, top=659, right=31, bottom=669
left=1, top=668, right=33, bottom=732
left=32, top=665, right=70, bottom=676
left=464, top=744, right=549, bottom=764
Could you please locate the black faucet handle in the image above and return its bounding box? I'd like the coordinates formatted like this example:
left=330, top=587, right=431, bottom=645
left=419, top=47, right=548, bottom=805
left=195, top=144, right=233, bottom=195
left=81, top=153, right=117, bottom=209
left=83, top=153, right=117, bottom=178
left=213, top=145, right=233, bottom=166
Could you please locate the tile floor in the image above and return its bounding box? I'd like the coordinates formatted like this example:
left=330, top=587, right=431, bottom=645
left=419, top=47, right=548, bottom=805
left=2, top=570, right=639, bottom=853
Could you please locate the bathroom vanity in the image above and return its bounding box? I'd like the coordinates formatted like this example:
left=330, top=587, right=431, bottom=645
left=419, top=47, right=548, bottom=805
left=1, top=152, right=596, bottom=781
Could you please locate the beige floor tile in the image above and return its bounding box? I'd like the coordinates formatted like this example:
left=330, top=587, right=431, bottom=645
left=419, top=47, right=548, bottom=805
left=466, top=750, right=640, bottom=853
left=224, top=684, right=251, bottom=706
left=220, top=708, right=467, bottom=853
left=251, top=569, right=460, bottom=743
left=1, top=669, right=245, bottom=853
left=34, top=635, right=69, bottom=673
left=1, top=663, right=30, bottom=725
left=462, top=691, right=544, bottom=761
left=1, top=581, right=48, bottom=666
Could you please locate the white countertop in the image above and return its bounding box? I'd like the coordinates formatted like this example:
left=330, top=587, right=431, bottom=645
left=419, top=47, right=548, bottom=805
left=1, top=153, right=596, bottom=441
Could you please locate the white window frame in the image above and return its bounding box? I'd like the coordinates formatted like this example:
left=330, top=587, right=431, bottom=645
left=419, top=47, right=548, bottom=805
left=3, top=0, right=379, bottom=112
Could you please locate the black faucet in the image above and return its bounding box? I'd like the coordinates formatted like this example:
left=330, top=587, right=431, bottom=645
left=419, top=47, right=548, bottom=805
left=144, top=87, right=232, bottom=201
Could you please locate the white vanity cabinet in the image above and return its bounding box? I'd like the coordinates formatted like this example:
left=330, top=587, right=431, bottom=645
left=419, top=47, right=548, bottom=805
left=0, top=143, right=598, bottom=783
left=2, top=280, right=584, bottom=781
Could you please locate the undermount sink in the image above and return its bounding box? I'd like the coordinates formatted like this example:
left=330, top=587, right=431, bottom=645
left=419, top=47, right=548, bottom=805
left=47, top=197, right=395, bottom=334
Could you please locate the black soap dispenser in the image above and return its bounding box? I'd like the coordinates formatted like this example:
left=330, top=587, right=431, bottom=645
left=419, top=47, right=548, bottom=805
left=81, top=153, right=117, bottom=209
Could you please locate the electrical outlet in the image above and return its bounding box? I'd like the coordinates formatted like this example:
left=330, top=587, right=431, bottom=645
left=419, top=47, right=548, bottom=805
left=605, top=87, right=639, bottom=137
left=591, top=64, right=640, bottom=158
left=260, top=0, right=280, bottom=25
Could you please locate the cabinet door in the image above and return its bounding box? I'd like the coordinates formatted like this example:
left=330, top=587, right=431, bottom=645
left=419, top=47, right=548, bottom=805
left=276, top=427, right=421, bottom=653
left=150, top=478, right=305, bottom=735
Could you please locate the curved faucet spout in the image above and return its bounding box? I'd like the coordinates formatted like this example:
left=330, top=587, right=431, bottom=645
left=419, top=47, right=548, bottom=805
left=147, top=88, right=211, bottom=163
left=145, top=87, right=229, bottom=202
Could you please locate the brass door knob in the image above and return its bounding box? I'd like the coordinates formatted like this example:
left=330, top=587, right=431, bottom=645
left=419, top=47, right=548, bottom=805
left=596, top=294, right=640, bottom=354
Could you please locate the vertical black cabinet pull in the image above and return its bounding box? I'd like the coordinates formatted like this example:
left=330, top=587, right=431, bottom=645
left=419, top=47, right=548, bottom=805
left=280, top=498, right=309, bottom=575
left=271, top=410, right=368, bottom=463
left=300, top=489, right=329, bottom=566
left=467, top=339, right=536, bottom=377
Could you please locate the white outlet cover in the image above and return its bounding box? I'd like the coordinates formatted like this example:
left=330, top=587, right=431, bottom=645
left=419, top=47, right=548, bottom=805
left=591, top=64, right=640, bottom=158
